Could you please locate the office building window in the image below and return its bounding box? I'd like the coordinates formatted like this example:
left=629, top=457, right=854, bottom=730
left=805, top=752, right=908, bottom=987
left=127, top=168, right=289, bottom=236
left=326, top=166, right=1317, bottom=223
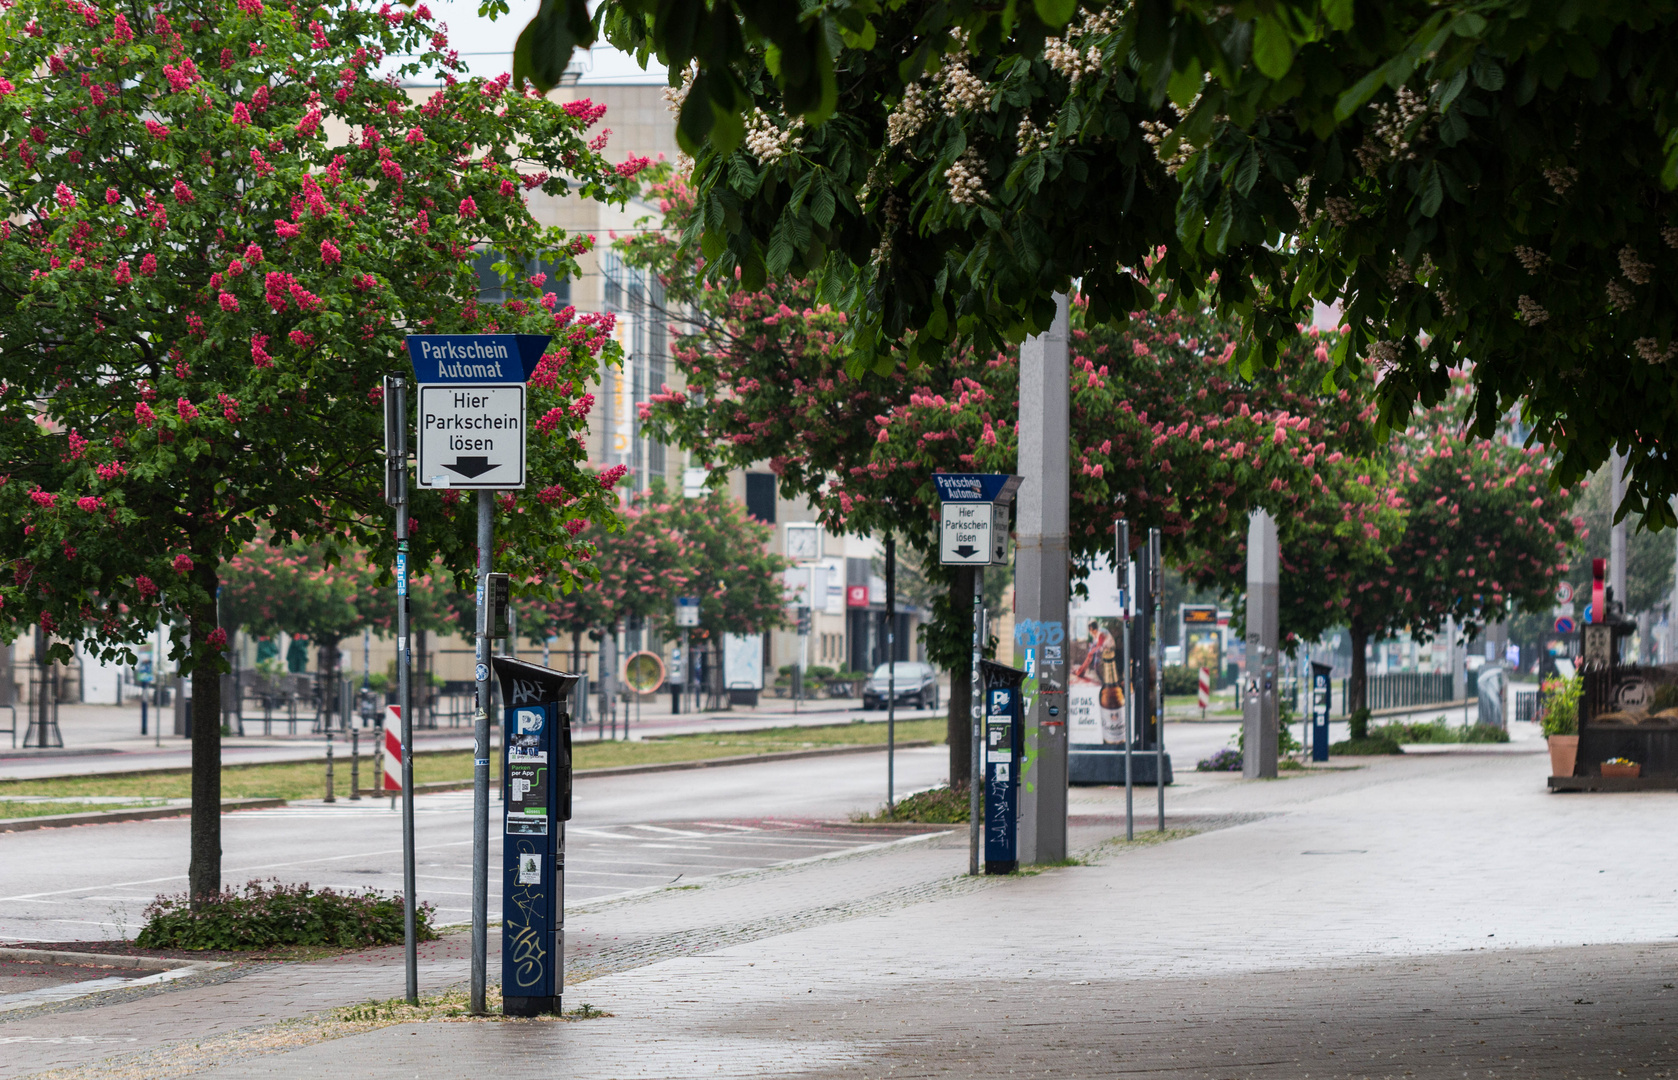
left=473, top=249, right=571, bottom=309
left=744, top=473, right=777, bottom=524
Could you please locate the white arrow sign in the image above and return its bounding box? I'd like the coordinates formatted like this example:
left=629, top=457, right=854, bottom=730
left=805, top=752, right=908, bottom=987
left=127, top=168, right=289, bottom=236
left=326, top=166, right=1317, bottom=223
left=941, top=502, right=994, bottom=566
left=417, top=383, right=526, bottom=489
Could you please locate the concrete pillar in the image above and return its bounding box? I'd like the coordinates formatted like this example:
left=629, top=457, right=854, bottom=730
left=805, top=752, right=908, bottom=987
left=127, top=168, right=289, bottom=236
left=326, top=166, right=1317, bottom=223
left=1610, top=451, right=1627, bottom=615
left=1242, top=511, right=1279, bottom=778
left=1016, top=293, right=1070, bottom=865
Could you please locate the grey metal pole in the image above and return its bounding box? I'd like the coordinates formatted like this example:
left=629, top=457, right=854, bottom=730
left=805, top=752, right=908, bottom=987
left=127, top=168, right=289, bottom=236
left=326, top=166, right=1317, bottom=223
left=1610, top=451, right=1627, bottom=614
left=886, top=534, right=896, bottom=813
left=1015, top=292, right=1070, bottom=865
left=1151, top=528, right=1165, bottom=832
left=1242, top=512, right=1279, bottom=779
left=470, top=489, right=493, bottom=1014
left=384, top=375, right=417, bottom=1004
left=1117, top=520, right=1132, bottom=841
left=968, top=568, right=984, bottom=875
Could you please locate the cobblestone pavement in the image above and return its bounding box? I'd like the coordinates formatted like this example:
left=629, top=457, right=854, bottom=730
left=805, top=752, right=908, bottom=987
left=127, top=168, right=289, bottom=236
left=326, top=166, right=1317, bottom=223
left=11, top=748, right=1678, bottom=1078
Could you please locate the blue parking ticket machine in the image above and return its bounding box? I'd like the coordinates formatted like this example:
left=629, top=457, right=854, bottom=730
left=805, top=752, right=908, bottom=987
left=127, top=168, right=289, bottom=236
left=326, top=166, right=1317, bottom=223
left=1310, top=661, right=1332, bottom=762
left=492, top=656, right=578, bottom=1017
left=980, top=660, right=1026, bottom=874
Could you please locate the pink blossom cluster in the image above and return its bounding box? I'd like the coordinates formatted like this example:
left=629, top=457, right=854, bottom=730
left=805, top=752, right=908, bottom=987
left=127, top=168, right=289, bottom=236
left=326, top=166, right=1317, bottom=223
left=173, top=554, right=194, bottom=573
left=134, top=401, right=155, bottom=428
left=561, top=99, right=607, bottom=125
left=76, top=495, right=104, bottom=512
left=96, top=461, right=127, bottom=481
left=29, top=489, right=56, bottom=508
left=135, top=575, right=157, bottom=599
left=598, top=464, right=629, bottom=489
left=163, top=57, right=199, bottom=93
left=66, top=429, right=87, bottom=459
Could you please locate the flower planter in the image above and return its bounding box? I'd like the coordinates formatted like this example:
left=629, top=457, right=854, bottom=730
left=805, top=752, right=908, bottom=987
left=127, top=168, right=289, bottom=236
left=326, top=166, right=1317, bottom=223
left=1547, top=735, right=1578, bottom=778
left=1601, top=761, right=1642, bottom=779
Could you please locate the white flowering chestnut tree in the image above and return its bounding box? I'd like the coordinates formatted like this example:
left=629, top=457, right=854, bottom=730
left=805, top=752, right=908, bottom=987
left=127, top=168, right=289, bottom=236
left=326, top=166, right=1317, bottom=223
left=0, top=0, right=638, bottom=897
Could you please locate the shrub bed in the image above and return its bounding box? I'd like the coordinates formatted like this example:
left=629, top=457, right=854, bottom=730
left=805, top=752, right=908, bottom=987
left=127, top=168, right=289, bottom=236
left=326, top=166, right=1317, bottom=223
left=136, top=879, right=437, bottom=951
left=857, top=783, right=970, bottom=823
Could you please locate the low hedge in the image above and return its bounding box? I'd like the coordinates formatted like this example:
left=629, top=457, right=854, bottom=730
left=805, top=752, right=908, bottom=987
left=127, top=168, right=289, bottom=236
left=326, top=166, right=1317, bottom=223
left=136, top=879, right=437, bottom=951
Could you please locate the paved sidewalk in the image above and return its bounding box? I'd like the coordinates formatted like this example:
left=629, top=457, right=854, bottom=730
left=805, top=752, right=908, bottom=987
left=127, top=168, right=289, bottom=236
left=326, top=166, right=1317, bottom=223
left=13, top=744, right=1671, bottom=1079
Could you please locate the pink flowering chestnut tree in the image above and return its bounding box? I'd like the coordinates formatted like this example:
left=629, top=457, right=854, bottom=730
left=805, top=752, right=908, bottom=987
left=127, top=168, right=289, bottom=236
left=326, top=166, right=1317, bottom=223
left=623, top=171, right=1381, bottom=781
left=0, top=0, right=632, bottom=898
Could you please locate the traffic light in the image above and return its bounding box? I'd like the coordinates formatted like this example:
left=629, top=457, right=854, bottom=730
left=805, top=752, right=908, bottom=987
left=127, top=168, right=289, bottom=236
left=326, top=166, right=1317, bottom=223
left=796, top=606, right=811, bottom=635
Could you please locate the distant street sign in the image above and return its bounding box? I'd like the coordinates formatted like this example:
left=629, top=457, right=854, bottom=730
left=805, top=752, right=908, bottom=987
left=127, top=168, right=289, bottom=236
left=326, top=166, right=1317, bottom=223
left=675, top=597, right=700, bottom=627
left=933, top=473, right=1021, bottom=566
left=1555, top=581, right=1575, bottom=605
left=1554, top=616, right=1576, bottom=634
left=416, top=384, right=526, bottom=489
left=940, top=502, right=994, bottom=565
left=932, top=473, right=1022, bottom=503
left=404, top=334, right=549, bottom=384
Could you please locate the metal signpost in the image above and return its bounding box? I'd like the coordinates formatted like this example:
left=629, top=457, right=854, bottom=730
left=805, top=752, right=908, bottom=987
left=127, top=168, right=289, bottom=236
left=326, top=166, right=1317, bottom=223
left=493, top=657, right=577, bottom=1016
left=675, top=598, right=698, bottom=715
left=381, top=375, right=418, bottom=1004
left=933, top=473, right=1022, bottom=874
left=1116, top=519, right=1133, bottom=840
left=1152, top=528, right=1166, bottom=832
left=406, top=333, right=543, bottom=1014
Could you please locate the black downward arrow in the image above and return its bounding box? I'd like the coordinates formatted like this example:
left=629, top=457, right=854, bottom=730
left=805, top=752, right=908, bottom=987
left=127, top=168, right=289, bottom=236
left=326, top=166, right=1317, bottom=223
left=444, top=457, right=500, bottom=478
left=953, top=544, right=978, bottom=558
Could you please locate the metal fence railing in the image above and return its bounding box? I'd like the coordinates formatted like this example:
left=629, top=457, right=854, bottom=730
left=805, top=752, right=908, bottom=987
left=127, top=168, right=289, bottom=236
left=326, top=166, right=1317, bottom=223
left=1336, top=672, right=1454, bottom=714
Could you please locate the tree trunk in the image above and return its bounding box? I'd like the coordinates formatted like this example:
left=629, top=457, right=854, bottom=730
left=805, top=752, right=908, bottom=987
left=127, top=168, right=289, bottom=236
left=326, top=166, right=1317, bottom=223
left=1348, top=616, right=1369, bottom=737
left=947, top=565, right=975, bottom=789
left=188, top=569, right=223, bottom=904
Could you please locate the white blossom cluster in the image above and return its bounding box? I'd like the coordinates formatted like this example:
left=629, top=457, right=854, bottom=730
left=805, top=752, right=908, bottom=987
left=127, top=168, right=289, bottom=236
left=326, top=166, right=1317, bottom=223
left=1606, top=278, right=1635, bottom=309
left=662, top=66, right=695, bottom=117
left=1016, top=116, right=1052, bottom=155
left=937, top=57, right=989, bottom=115
left=1636, top=337, right=1676, bottom=364
left=1542, top=164, right=1578, bottom=195
left=1385, top=258, right=1412, bottom=289
left=1043, top=36, right=1102, bottom=85
left=1514, top=245, right=1548, bottom=272
left=1356, top=86, right=1430, bottom=174
left=886, top=82, right=930, bottom=146
left=1517, top=294, right=1550, bottom=325
left=1367, top=340, right=1402, bottom=374
left=945, top=148, right=987, bottom=205
left=1618, top=245, right=1652, bottom=285
left=1664, top=225, right=1678, bottom=249
left=743, top=108, right=804, bottom=165
left=1323, top=196, right=1359, bottom=227
left=1139, top=119, right=1193, bottom=170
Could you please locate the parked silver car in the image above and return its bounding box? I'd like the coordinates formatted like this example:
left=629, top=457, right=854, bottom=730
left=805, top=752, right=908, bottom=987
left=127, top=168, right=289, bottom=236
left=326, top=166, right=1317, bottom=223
left=861, top=662, right=939, bottom=711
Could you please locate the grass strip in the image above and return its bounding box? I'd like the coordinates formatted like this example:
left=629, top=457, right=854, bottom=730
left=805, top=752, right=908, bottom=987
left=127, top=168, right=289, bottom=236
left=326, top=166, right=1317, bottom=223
left=0, top=717, right=949, bottom=801
left=0, top=798, right=164, bottom=819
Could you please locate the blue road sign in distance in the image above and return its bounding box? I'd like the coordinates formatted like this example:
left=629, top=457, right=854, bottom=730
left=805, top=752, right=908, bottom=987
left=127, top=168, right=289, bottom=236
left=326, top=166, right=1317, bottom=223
left=1555, top=616, right=1576, bottom=634
left=931, top=473, right=1022, bottom=504
left=406, top=334, right=550, bottom=384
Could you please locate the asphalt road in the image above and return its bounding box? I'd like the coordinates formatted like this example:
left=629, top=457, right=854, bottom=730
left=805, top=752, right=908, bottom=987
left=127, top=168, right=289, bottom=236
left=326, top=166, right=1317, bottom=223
left=0, top=745, right=953, bottom=943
